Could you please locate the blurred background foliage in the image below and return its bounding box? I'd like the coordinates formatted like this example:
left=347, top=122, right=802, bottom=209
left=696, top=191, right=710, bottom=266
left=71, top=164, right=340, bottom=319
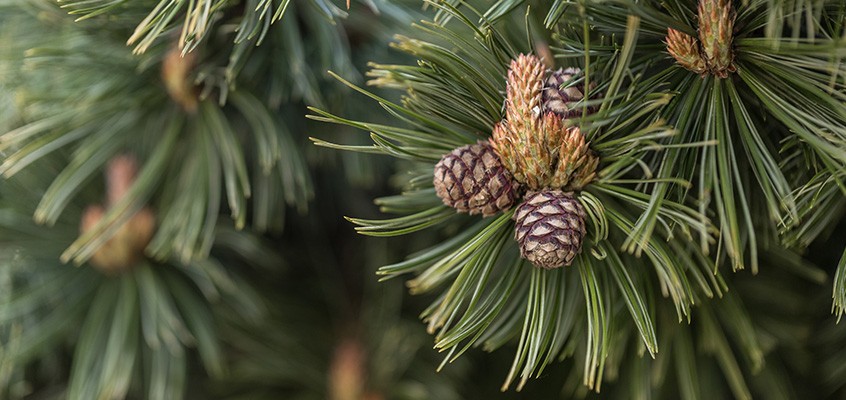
left=0, top=0, right=844, bottom=399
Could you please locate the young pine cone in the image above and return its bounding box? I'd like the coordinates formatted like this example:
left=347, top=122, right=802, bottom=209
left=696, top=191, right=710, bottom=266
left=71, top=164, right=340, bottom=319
left=542, top=68, right=597, bottom=118
left=81, top=206, right=155, bottom=275
left=666, top=28, right=708, bottom=75
left=491, top=55, right=600, bottom=192
left=514, top=190, right=587, bottom=269
left=81, top=155, right=156, bottom=274
left=434, top=141, right=521, bottom=217
left=698, top=0, right=736, bottom=77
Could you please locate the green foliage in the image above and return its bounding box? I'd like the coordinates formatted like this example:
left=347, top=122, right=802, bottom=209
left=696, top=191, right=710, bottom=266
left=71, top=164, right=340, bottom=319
left=210, top=247, right=469, bottom=400
left=53, top=0, right=417, bottom=92
left=60, top=0, right=347, bottom=54
left=787, top=166, right=846, bottom=318
left=310, top=1, right=734, bottom=391
left=310, top=0, right=846, bottom=395
left=0, top=0, right=845, bottom=398
left=0, top=1, right=314, bottom=263
left=539, top=0, right=846, bottom=273
left=0, top=161, right=266, bottom=400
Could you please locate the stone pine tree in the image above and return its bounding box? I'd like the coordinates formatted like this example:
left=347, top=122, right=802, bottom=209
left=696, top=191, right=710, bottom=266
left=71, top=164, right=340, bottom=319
left=1, top=0, right=846, bottom=399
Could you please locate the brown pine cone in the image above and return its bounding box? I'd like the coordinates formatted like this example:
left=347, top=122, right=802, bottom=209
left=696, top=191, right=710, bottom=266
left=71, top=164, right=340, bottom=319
left=514, top=190, right=587, bottom=269
left=542, top=68, right=598, bottom=118
left=434, top=141, right=521, bottom=217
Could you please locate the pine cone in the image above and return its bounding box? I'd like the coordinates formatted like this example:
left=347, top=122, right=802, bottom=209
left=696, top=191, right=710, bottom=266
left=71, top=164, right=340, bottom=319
left=434, top=141, right=520, bottom=217
left=505, top=54, right=545, bottom=134
left=545, top=115, right=599, bottom=190
left=491, top=54, right=600, bottom=192
left=698, top=0, right=736, bottom=78
left=492, top=55, right=550, bottom=188
left=666, top=28, right=708, bottom=75
left=491, top=120, right=551, bottom=190
left=514, top=190, right=587, bottom=269
left=542, top=67, right=597, bottom=118
left=81, top=155, right=155, bottom=274
left=82, top=206, right=155, bottom=274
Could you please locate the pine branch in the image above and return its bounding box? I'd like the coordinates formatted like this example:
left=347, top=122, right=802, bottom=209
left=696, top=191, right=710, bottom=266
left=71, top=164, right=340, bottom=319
left=57, top=0, right=357, bottom=55
left=0, top=162, right=267, bottom=400
left=310, top=2, right=726, bottom=391
left=0, top=4, right=315, bottom=263
left=542, top=0, right=846, bottom=271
